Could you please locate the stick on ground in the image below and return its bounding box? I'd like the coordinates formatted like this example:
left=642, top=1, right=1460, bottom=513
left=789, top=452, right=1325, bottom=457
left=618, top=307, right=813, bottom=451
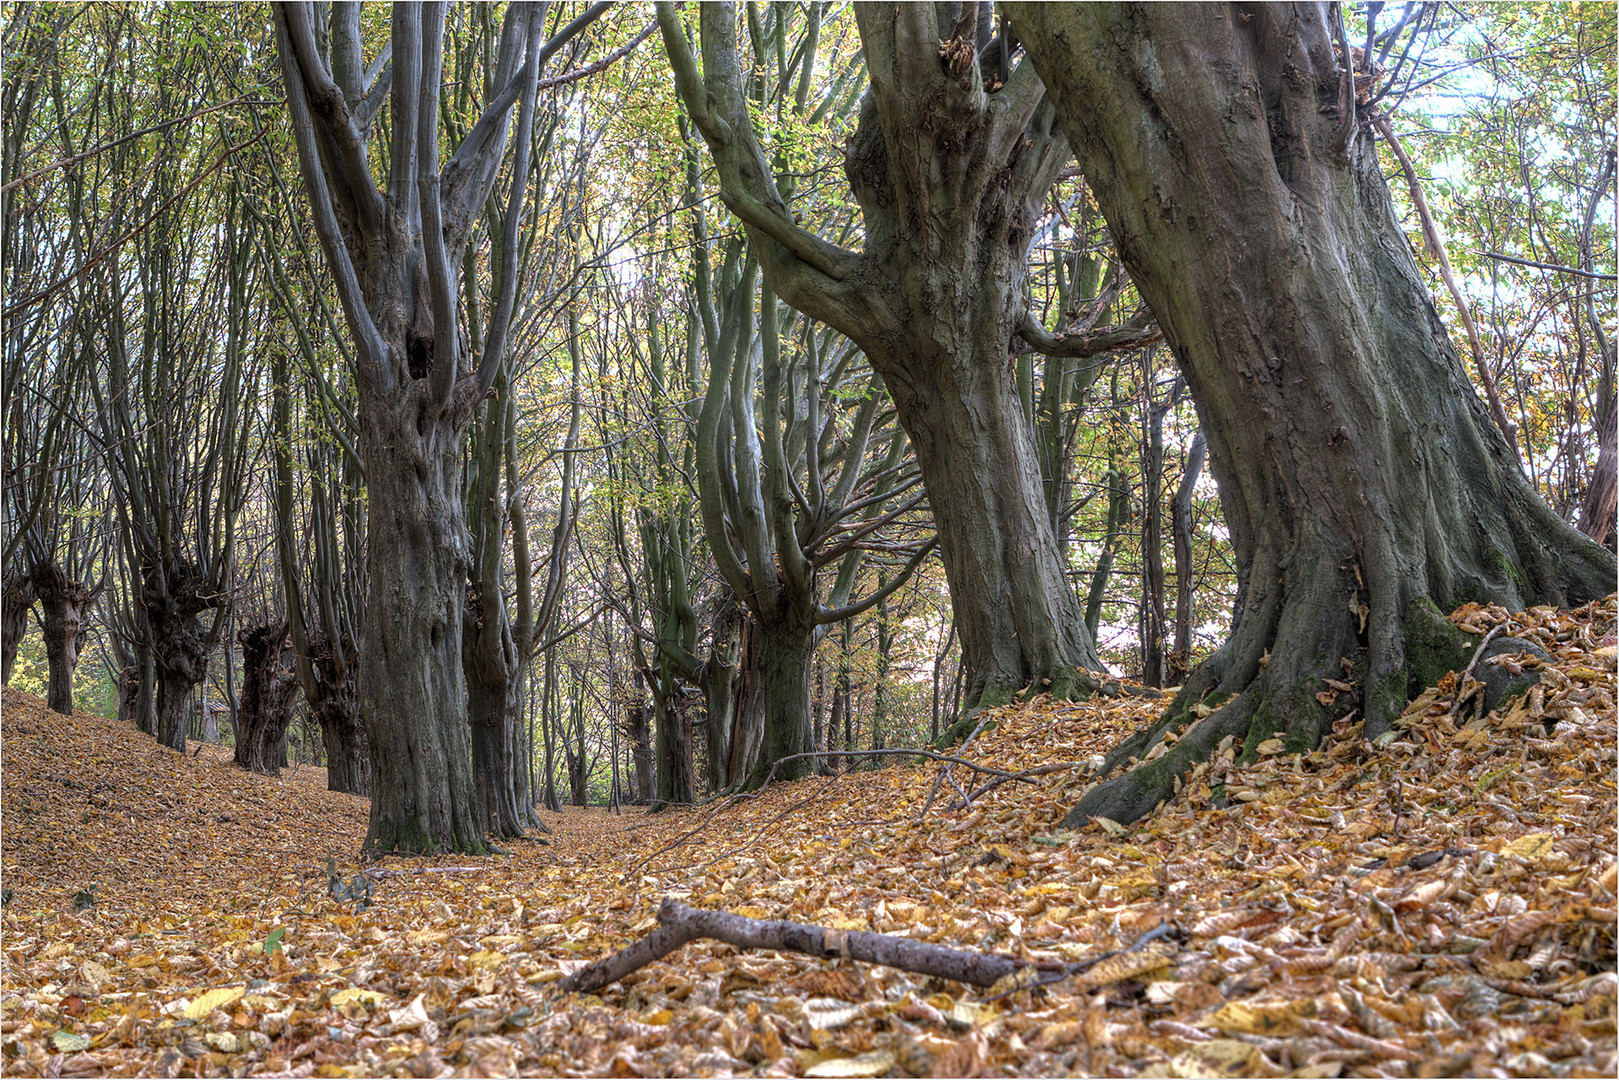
left=558, top=897, right=1040, bottom=995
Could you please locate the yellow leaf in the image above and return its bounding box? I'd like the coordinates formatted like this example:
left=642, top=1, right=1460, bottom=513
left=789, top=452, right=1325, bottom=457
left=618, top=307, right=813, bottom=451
left=1255, top=738, right=1286, bottom=756
left=1501, top=833, right=1557, bottom=862
left=805, top=1050, right=897, bottom=1077
left=1206, top=998, right=1317, bottom=1036
left=183, top=986, right=245, bottom=1020
left=328, top=988, right=385, bottom=1010
left=466, top=950, right=505, bottom=970
left=407, top=929, right=449, bottom=945
left=1171, top=1038, right=1275, bottom=1077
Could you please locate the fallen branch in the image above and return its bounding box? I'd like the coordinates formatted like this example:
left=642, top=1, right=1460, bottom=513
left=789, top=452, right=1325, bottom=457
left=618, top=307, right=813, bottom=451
left=362, top=865, right=485, bottom=880
left=558, top=897, right=1038, bottom=995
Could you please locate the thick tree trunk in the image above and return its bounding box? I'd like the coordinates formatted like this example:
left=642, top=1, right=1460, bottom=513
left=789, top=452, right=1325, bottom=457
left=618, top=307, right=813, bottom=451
left=1, top=572, right=31, bottom=685
left=650, top=671, right=695, bottom=808
left=841, top=64, right=1102, bottom=710
left=146, top=565, right=214, bottom=752
left=1007, top=1, right=1617, bottom=827
left=744, top=608, right=818, bottom=790
left=359, top=397, right=488, bottom=854
left=306, top=627, right=369, bottom=795
left=32, top=561, right=90, bottom=715
left=234, top=622, right=299, bottom=777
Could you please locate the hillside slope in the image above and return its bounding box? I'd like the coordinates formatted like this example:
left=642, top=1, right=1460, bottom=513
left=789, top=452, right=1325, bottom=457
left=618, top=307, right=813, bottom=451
left=1, top=596, right=1615, bottom=1077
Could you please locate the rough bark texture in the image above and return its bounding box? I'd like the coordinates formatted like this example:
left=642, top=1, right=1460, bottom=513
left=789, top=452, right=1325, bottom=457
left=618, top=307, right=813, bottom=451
left=144, top=559, right=218, bottom=752
left=745, top=607, right=818, bottom=789
left=31, top=560, right=89, bottom=715
left=1, top=571, right=31, bottom=685
left=358, top=392, right=486, bottom=854
left=306, top=626, right=369, bottom=796
left=234, top=622, right=299, bottom=776
left=464, top=581, right=523, bottom=838
left=560, top=898, right=1032, bottom=996
left=663, top=4, right=1105, bottom=710
left=1005, top=1, right=1617, bottom=827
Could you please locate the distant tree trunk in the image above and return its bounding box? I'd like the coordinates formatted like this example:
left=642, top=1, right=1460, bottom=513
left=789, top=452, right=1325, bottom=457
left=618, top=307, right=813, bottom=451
left=1139, top=378, right=1173, bottom=688
left=145, top=561, right=218, bottom=752
left=306, top=627, right=368, bottom=795
left=1, top=572, right=31, bottom=685
left=235, top=622, right=299, bottom=776
left=465, top=577, right=524, bottom=837
left=626, top=702, right=654, bottom=804
left=1008, top=1, right=1618, bottom=827
left=32, top=561, right=90, bottom=715
left=697, top=599, right=744, bottom=793
left=1168, top=431, right=1207, bottom=687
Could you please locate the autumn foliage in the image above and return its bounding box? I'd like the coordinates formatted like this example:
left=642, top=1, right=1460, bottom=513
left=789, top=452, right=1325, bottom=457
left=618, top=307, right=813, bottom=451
left=2, top=597, right=1615, bottom=1077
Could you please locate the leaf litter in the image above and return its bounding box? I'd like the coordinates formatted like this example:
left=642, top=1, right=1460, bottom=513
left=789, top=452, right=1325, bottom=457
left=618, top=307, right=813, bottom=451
left=1, top=596, right=1613, bottom=1077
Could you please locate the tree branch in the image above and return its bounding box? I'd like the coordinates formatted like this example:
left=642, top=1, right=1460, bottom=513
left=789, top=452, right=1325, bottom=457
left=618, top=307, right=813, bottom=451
left=558, top=897, right=1035, bottom=995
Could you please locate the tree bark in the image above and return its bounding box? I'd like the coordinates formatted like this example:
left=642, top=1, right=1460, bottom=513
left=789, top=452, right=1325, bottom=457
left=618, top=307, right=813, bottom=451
left=145, top=560, right=218, bottom=752
left=561, top=898, right=1036, bottom=996
left=1006, top=1, right=1617, bottom=827
left=234, top=622, right=299, bottom=776
left=660, top=4, right=1107, bottom=711
left=1, top=571, right=31, bottom=686
left=32, top=561, right=90, bottom=715
left=1168, top=430, right=1207, bottom=686
left=745, top=606, right=819, bottom=789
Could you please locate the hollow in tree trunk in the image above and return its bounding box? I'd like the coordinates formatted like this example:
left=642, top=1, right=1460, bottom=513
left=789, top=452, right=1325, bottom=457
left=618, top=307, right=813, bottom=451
left=32, top=560, right=90, bottom=715
left=1006, top=1, right=1618, bottom=827
left=235, top=622, right=299, bottom=776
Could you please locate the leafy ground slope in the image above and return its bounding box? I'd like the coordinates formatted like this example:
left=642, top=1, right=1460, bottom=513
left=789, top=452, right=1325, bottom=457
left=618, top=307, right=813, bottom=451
left=1, top=597, right=1614, bottom=1078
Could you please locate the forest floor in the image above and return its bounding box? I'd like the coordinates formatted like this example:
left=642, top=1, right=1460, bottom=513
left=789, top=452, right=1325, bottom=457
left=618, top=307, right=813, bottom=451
left=1, top=597, right=1614, bottom=1079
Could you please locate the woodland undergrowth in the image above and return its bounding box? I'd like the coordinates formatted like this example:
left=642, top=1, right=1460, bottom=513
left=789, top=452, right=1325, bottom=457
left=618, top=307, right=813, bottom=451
left=1, top=597, right=1615, bottom=1078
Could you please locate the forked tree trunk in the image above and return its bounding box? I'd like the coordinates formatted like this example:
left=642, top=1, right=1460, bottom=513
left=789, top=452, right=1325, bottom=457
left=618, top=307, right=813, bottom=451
left=1008, top=1, right=1618, bottom=826
left=235, top=622, right=299, bottom=776
left=32, top=561, right=90, bottom=715
left=662, top=5, right=1106, bottom=713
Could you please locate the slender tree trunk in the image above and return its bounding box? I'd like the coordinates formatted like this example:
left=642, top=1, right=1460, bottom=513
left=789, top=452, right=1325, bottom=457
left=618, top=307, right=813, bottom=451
left=1168, top=431, right=1207, bottom=686
left=32, top=561, right=90, bottom=715
left=1008, top=1, right=1617, bottom=826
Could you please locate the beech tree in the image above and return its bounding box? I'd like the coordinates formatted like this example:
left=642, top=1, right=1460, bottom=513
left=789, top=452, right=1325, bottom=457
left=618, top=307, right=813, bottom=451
left=1004, top=1, right=1617, bottom=825
left=658, top=3, right=1162, bottom=713
left=272, top=1, right=608, bottom=853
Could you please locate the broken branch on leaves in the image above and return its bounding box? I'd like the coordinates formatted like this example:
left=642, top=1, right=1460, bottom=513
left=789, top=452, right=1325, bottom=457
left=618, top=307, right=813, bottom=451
left=557, top=897, right=1178, bottom=997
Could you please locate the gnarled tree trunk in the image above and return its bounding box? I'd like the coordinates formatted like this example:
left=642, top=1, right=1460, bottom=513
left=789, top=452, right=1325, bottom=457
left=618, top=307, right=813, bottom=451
left=32, top=560, right=91, bottom=716
left=1007, top=1, right=1617, bottom=827
left=235, top=621, right=299, bottom=776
